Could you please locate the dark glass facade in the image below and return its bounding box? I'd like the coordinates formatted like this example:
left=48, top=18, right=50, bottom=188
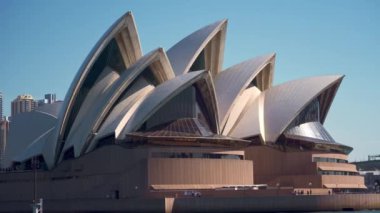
left=151, top=152, right=243, bottom=160
left=313, top=157, right=348, bottom=163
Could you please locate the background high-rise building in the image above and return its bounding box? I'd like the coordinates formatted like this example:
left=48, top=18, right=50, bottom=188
left=38, top=93, right=57, bottom=107
left=44, top=93, right=56, bottom=104
left=0, top=92, right=3, bottom=121
left=0, top=118, right=9, bottom=168
left=11, top=95, right=38, bottom=117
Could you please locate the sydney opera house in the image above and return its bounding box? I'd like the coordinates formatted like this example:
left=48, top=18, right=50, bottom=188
left=0, top=12, right=366, bottom=211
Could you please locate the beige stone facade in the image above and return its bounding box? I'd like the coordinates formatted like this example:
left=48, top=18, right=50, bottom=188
left=244, top=145, right=365, bottom=189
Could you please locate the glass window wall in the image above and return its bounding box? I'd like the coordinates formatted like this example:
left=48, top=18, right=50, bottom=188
left=151, top=152, right=243, bottom=160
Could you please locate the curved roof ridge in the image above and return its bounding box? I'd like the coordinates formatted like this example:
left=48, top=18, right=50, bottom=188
left=194, top=72, right=220, bottom=133
left=167, top=19, right=227, bottom=76
left=13, top=127, right=55, bottom=163
left=90, top=47, right=175, bottom=133
left=227, top=92, right=262, bottom=139
left=91, top=84, right=154, bottom=142
left=120, top=70, right=218, bottom=137
left=34, top=102, right=62, bottom=118
left=262, top=75, right=344, bottom=143
left=3, top=111, right=57, bottom=169
left=222, top=86, right=262, bottom=136
left=272, top=74, right=344, bottom=88
left=53, top=11, right=142, bottom=163
left=215, top=53, right=275, bottom=129
left=59, top=48, right=175, bottom=159
left=33, top=109, right=58, bottom=119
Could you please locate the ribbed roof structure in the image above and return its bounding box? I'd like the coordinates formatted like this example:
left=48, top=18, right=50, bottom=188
left=3, top=12, right=350, bottom=169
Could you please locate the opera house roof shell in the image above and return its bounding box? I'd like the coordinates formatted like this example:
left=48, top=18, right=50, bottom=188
left=4, top=12, right=350, bottom=170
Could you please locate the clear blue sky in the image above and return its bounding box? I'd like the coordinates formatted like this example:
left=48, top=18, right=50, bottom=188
left=0, top=0, right=379, bottom=161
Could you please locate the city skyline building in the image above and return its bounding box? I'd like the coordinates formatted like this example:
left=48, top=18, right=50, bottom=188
left=11, top=94, right=38, bottom=117
left=0, top=118, right=9, bottom=168
left=0, top=92, right=3, bottom=121
left=354, top=155, right=380, bottom=192
left=37, top=93, right=58, bottom=107
left=44, top=93, right=56, bottom=104
left=37, top=99, right=47, bottom=107
left=0, top=93, right=59, bottom=118
left=37, top=93, right=57, bottom=107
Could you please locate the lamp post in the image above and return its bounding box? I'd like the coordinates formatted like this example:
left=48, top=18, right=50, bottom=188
left=308, top=182, right=312, bottom=195
left=276, top=182, right=280, bottom=196
left=31, top=198, right=43, bottom=213
left=31, top=156, right=43, bottom=212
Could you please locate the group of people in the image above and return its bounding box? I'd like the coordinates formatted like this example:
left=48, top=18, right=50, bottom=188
left=184, top=190, right=202, bottom=197
left=293, top=189, right=333, bottom=195
left=294, top=190, right=312, bottom=195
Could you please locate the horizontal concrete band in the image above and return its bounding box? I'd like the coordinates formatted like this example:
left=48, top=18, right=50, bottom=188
left=1, top=194, right=379, bottom=212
